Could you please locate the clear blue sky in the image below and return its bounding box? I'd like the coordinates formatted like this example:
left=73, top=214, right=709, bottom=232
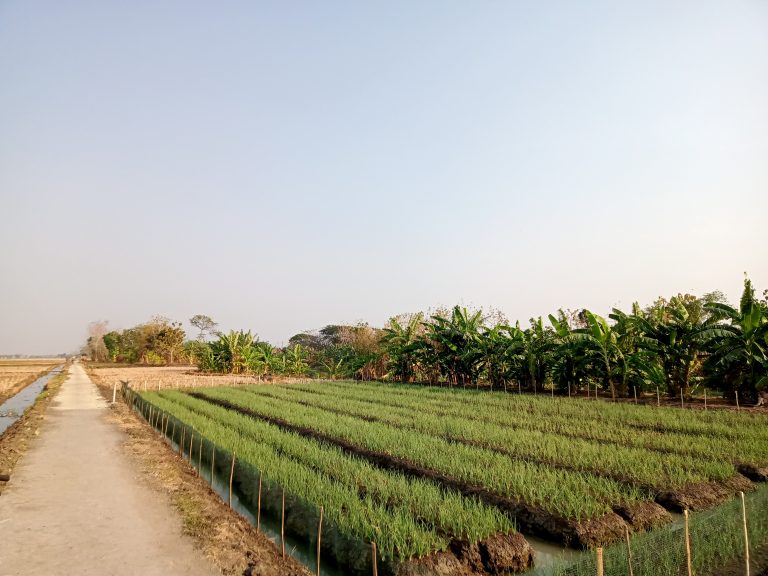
left=1, top=1, right=766, bottom=355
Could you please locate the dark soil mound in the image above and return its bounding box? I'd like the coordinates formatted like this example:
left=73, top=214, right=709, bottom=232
left=613, top=501, right=672, bottom=531
left=396, top=551, right=466, bottom=576
left=478, top=533, right=534, bottom=574
left=737, top=464, right=768, bottom=482
left=399, top=534, right=533, bottom=575
left=571, top=512, right=628, bottom=548
left=656, top=475, right=755, bottom=512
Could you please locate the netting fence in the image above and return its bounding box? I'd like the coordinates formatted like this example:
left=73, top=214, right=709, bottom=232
left=127, top=383, right=768, bottom=576
left=542, top=485, right=768, bottom=576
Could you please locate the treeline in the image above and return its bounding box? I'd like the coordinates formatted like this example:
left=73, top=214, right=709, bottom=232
left=85, top=316, right=186, bottom=365
left=90, top=276, right=768, bottom=402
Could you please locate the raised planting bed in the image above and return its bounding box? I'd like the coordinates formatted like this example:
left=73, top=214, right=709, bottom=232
left=285, top=380, right=768, bottom=471
left=187, top=388, right=665, bottom=547
left=230, top=384, right=748, bottom=512
left=253, top=381, right=767, bottom=514
left=134, top=390, right=534, bottom=575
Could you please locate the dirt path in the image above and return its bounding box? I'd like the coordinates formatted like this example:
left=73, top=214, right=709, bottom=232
left=0, top=363, right=219, bottom=576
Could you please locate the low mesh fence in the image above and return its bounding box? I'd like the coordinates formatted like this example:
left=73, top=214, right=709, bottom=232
left=127, top=384, right=768, bottom=576
left=544, top=484, right=768, bottom=576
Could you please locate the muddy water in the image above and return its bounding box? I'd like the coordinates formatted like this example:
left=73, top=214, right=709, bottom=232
left=0, top=366, right=64, bottom=435
left=528, top=514, right=686, bottom=574
left=527, top=535, right=581, bottom=574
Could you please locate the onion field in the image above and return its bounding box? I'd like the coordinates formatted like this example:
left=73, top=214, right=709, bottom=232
left=136, top=380, right=768, bottom=575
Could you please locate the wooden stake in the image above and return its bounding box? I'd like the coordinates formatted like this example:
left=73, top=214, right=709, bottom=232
left=372, top=541, right=378, bottom=576
left=684, top=509, right=693, bottom=576
left=316, top=505, right=324, bottom=576
left=625, top=526, right=634, bottom=576
left=256, top=473, right=262, bottom=531
left=681, top=394, right=685, bottom=410
left=596, top=547, right=604, bottom=576
left=656, top=387, right=660, bottom=407
left=198, top=437, right=202, bottom=473
left=567, top=382, right=571, bottom=398
left=172, top=420, right=176, bottom=443
left=189, top=434, right=194, bottom=470
left=211, top=443, right=215, bottom=483
left=229, top=452, right=236, bottom=507
left=736, top=390, right=741, bottom=411
left=633, top=386, right=637, bottom=404
left=281, top=488, right=286, bottom=558
left=741, top=492, right=750, bottom=576
left=704, top=388, right=708, bottom=411
left=180, top=427, right=185, bottom=456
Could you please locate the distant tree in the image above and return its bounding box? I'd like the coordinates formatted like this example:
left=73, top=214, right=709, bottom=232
left=287, top=332, right=324, bottom=351
left=149, top=319, right=186, bottom=364
left=102, top=331, right=121, bottom=362
left=84, top=321, right=109, bottom=361
left=190, top=314, right=218, bottom=341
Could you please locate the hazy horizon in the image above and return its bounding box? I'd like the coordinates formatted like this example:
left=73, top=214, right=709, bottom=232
left=2, top=1, right=767, bottom=355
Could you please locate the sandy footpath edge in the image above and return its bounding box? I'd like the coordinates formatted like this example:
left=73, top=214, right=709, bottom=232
left=0, top=363, right=306, bottom=576
left=87, top=364, right=310, bottom=576
left=0, top=363, right=218, bottom=575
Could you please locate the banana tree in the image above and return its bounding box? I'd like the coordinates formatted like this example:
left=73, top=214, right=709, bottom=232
left=321, top=357, right=347, bottom=379
left=479, top=324, right=526, bottom=391
left=208, top=330, right=257, bottom=374
left=425, top=306, right=484, bottom=387
left=381, top=313, right=424, bottom=382
left=700, top=277, right=768, bottom=403
left=513, top=318, right=556, bottom=394
left=548, top=312, right=587, bottom=394
left=627, top=296, right=713, bottom=398
left=570, top=311, right=626, bottom=400
left=285, top=344, right=309, bottom=376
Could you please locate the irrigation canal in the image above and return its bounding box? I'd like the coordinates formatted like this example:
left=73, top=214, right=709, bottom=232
left=0, top=365, right=64, bottom=435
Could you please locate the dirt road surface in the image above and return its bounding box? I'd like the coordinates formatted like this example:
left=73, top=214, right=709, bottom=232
left=0, top=363, right=219, bottom=576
